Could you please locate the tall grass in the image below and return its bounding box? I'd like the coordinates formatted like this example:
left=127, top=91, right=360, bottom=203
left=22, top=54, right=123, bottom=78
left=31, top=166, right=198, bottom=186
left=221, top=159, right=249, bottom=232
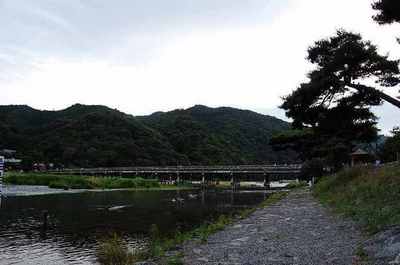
left=97, top=234, right=138, bottom=265
left=314, top=163, right=400, bottom=233
left=4, top=172, right=160, bottom=190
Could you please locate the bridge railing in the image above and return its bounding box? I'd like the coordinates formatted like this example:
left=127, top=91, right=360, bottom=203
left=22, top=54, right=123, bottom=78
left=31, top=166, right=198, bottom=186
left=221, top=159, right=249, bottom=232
left=51, top=164, right=302, bottom=174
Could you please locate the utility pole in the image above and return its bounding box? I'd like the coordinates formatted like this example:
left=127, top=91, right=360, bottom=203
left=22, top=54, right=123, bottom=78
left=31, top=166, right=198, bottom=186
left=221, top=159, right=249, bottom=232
left=0, top=156, right=4, bottom=207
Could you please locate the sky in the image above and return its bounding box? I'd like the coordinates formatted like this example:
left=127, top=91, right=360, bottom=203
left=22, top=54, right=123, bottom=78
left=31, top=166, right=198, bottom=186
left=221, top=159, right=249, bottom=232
left=1, top=0, right=400, bottom=134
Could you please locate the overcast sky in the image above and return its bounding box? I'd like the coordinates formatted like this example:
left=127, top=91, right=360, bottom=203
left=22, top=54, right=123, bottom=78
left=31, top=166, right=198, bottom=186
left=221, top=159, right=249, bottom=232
left=1, top=0, right=399, bottom=134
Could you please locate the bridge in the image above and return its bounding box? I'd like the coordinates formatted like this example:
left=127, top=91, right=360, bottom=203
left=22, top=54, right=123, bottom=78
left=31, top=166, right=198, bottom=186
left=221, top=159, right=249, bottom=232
left=55, top=164, right=303, bottom=187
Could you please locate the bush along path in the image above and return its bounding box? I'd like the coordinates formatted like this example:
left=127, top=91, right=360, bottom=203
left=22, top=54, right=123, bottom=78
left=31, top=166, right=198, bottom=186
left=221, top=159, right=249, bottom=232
left=182, top=189, right=364, bottom=265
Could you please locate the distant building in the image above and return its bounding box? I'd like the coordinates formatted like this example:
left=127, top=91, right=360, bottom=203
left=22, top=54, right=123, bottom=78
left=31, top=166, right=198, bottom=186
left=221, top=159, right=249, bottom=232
left=5, top=158, right=22, bottom=164
left=351, top=148, right=374, bottom=166
left=0, top=149, right=22, bottom=170
left=0, top=149, right=16, bottom=157
left=33, top=163, right=47, bottom=171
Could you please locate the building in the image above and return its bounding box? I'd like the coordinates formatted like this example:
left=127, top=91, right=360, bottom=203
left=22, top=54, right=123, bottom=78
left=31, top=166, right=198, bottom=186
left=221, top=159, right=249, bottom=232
left=0, top=149, right=16, bottom=157
left=351, top=148, right=375, bottom=167
left=0, top=149, right=22, bottom=170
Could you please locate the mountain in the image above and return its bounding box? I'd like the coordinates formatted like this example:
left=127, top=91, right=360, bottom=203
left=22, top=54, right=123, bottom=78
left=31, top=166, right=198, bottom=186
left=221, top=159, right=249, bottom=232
left=0, top=104, right=296, bottom=168
left=138, top=105, right=295, bottom=164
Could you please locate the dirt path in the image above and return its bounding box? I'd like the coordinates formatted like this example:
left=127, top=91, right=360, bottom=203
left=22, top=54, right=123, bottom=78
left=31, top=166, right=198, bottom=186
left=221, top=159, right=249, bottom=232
left=183, top=189, right=364, bottom=265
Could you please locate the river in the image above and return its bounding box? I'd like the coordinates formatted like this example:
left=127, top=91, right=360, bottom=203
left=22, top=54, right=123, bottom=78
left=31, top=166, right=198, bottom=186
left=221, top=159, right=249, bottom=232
left=0, top=186, right=268, bottom=265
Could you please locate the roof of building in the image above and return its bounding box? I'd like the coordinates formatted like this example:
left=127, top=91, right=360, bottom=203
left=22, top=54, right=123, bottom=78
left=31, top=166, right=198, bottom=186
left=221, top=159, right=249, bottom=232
left=1, top=149, right=16, bottom=153
left=5, top=158, right=22, bottom=163
left=351, top=148, right=370, bottom=156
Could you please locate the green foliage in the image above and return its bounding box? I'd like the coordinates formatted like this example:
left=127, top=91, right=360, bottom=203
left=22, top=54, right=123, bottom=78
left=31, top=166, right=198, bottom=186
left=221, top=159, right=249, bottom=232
left=300, top=158, right=325, bottom=181
left=314, top=163, right=400, bottom=233
left=281, top=30, right=400, bottom=167
left=257, top=192, right=288, bottom=207
left=381, top=127, right=400, bottom=162
left=373, top=0, right=400, bottom=24
left=0, top=104, right=295, bottom=167
left=286, top=181, right=308, bottom=190
left=270, top=129, right=315, bottom=159
left=96, top=234, right=137, bottom=265
left=166, top=255, right=184, bottom=265
left=4, top=172, right=160, bottom=190
left=139, top=105, right=295, bottom=164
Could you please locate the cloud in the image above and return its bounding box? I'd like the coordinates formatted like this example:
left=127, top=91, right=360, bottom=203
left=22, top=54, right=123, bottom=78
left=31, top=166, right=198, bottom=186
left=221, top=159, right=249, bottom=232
left=1, top=0, right=399, bottom=133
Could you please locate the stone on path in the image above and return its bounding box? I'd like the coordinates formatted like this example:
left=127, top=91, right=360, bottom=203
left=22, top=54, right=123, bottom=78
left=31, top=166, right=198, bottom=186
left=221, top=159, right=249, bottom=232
left=183, top=189, right=363, bottom=265
left=362, top=227, right=400, bottom=265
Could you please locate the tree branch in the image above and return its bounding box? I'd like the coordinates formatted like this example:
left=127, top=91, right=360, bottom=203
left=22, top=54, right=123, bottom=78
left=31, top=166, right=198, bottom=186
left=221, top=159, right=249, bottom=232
left=347, top=83, right=400, bottom=109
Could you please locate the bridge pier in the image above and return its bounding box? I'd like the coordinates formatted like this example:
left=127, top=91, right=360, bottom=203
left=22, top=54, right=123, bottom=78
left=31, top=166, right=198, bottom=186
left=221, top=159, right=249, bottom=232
left=201, top=173, right=207, bottom=189
left=231, top=173, right=240, bottom=190
left=263, top=174, right=270, bottom=190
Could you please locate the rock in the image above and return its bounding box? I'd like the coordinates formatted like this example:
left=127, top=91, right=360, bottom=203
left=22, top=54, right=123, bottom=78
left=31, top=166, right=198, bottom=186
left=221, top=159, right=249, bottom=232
left=235, top=236, right=250, bottom=242
left=390, top=254, right=400, bottom=265
left=164, top=250, right=180, bottom=257
left=193, top=248, right=202, bottom=255
left=362, top=226, right=400, bottom=264
left=197, top=257, right=209, bottom=262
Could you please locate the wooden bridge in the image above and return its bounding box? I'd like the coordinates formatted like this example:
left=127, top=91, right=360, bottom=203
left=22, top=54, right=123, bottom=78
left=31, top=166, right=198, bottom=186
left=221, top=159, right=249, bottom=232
left=55, top=164, right=303, bottom=185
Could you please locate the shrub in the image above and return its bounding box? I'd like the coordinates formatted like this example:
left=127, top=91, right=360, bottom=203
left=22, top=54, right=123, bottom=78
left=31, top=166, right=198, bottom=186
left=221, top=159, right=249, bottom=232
left=4, top=172, right=161, bottom=190
left=314, top=164, right=400, bottom=233
left=96, top=234, right=137, bottom=265
left=300, top=158, right=325, bottom=181
left=48, top=180, right=70, bottom=190
left=287, top=181, right=308, bottom=189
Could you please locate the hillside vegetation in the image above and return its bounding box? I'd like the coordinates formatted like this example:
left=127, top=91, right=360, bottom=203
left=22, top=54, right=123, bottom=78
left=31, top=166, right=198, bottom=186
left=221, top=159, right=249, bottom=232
left=4, top=172, right=160, bottom=190
left=314, top=163, right=400, bottom=233
left=0, top=104, right=295, bottom=167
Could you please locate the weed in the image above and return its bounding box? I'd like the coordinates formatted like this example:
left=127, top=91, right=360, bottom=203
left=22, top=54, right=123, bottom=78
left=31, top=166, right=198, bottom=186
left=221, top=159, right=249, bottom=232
left=96, top=234, right=138, bottom=265
left=314, top=163, right=400, bottom=233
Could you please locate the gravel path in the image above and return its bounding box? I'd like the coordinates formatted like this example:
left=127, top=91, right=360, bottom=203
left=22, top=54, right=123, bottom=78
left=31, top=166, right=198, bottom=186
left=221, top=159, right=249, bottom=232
left=183, top=189, right=364, bottom=265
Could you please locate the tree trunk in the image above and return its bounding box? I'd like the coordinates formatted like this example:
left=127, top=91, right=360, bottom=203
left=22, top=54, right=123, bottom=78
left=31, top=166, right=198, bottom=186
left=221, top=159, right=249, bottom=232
left=348, top=83, right=400, bottom=109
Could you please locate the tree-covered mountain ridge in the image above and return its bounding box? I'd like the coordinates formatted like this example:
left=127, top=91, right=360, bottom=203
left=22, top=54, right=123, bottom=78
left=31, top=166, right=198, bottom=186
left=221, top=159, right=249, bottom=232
left=0, top=104, right=297, bottom=167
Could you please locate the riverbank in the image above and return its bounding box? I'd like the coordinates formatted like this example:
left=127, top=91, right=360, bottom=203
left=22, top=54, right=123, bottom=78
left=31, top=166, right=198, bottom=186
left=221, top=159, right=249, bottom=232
left=314, top=163, right=400, bottom=233
left=96, top=192, right=288, bottom=265
left=314, top=162, right=400, bottom=264
left=0, top=184, right=196, bottom=197
left=3, top=172, right=193, bottom=191
left=183, top=188, right=363, bottom=265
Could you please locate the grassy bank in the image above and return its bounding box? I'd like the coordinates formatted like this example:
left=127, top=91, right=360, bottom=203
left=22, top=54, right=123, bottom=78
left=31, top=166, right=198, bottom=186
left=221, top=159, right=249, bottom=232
left=96, top=192, right=288, bottom=265
left=3, top=172, right=176, bottom=190
left=314, top=163, right=400, bottom=233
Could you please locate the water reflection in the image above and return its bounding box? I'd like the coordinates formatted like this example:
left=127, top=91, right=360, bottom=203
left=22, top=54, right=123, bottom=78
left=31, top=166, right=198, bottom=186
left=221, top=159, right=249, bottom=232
left=0, top=189, right=266, bottom=265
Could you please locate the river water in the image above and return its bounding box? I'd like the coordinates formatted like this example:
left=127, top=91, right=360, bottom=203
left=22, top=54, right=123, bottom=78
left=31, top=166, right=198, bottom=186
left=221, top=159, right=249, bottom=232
left=0, top=187, right=268, bottom=265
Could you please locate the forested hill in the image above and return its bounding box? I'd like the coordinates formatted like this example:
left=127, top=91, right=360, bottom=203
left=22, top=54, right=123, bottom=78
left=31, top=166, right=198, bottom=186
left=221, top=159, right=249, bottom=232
left=0, top=104, right=296, bottom=167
